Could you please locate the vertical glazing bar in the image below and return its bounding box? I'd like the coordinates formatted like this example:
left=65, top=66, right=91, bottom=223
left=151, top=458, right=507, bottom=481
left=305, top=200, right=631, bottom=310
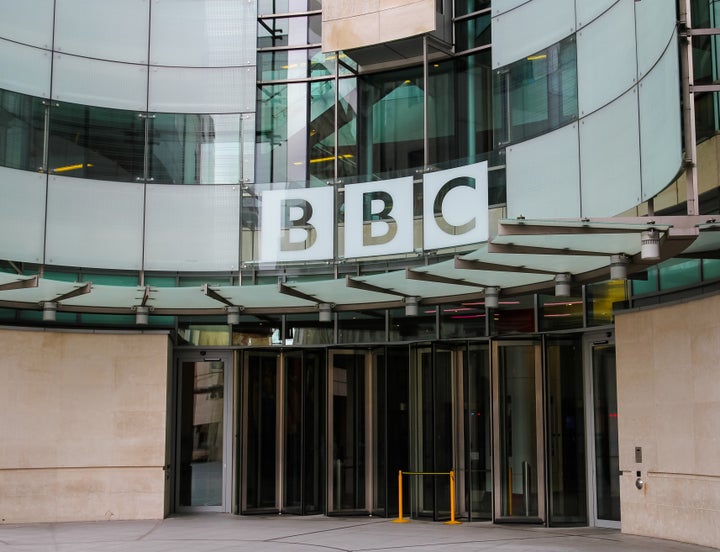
left=679, top=0, right=699, bottom=215
left=423, top=35, right=429, bottom=168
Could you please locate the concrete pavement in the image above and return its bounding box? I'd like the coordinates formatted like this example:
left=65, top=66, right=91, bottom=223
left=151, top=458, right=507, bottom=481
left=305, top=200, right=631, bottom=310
left=1, top=514, right=718, bottom=552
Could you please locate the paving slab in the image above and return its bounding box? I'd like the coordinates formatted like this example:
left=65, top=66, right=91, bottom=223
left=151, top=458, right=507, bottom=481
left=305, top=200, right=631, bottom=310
left=1, top=514, right=717, bottom=552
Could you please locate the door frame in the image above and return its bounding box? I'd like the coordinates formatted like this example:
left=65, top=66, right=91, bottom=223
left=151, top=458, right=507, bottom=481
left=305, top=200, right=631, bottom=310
left=174, top=350, right=234, bottom=513
left=583, top=332, right=621, bottom=529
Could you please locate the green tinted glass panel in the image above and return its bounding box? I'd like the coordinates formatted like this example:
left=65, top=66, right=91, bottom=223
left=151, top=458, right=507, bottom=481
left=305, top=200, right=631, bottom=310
left=0, top=89, right=45, bottom=171
left=631, top=266, right=658, bottom=295
left=659, top=258, right=701, bottom=290
left=703, top=258, right=720, bottom=280
left=48, top=102, right=144, bottom=182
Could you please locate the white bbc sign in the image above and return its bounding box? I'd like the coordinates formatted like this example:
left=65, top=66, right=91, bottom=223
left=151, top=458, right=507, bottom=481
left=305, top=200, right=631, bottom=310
left=259, top=162, right=488, bottom=263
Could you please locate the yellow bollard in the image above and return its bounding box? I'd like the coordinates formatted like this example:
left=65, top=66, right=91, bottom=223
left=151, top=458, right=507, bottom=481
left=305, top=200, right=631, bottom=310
left=393, top=470, right=409, bottom=523
left=444, top=470, right=462, bottom=525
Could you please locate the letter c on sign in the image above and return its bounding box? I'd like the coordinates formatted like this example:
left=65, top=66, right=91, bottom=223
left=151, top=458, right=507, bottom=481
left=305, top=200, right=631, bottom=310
left=433, top=176, right=476, bottom=235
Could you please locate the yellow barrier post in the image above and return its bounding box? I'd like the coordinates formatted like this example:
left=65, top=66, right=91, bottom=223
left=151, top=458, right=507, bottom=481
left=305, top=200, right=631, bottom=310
left=444, top=470, right=462, bottom=525
left=392, top=470, right=409, bottom=523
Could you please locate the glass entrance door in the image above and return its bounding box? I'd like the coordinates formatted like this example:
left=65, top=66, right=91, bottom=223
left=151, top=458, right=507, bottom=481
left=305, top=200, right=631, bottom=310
left=492, top=341, right=545, bottom=522
left=585, top=336, right=620, bottom=527
left=240, top=350, right=325, bottom=514
left=328, top=350, right=370, bottom=513
left=176, top=352, right=232, bottom=512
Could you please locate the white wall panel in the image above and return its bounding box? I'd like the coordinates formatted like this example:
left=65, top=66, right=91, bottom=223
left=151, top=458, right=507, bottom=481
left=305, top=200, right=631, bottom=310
left=45, top=177, right=144, bottom=269
left=0, top=168, right=46, bottom=263
left=54, top=0, right=150, bottom=64
left=150, top=0, right=256, bottom=67
left=492, top=0, right=575, bottom=68
left=492, top=0, right=531, bottom=17
left=506, top=123, right=581, bottom=219
left=575, top=0, right=619, bottom=29
left=0, top=40, right=51, bottom=98
left=576, top=0, right=636, bottom=116
left=149, top=66, right=255, bottom=113
left=579, top=89, right=641, bottom=217
left=51, top=54, right=148, bottom=111
left=639, top=39, right=682, bottom=201
left=635, top=0, right=676, bottom=78
left=144, top=184, right=240, bottom=271
left=0, top=0, right=55, bottom=48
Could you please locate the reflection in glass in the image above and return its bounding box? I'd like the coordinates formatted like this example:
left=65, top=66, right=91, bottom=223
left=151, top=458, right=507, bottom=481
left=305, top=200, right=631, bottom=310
left=149, top=113, right=243, bottom=184
left=179, top=361, right=224, bottom=507
left=539, top=294, right=583, bottom=331
left=48, top=102, right=144, bottom=182
left=0, top=89, right=45, bottom=171
left=256, top=83, right=308, bottom=183
left=454, top=0, right=491, bottom=17
left=497, top=345, right=539, bottom=518
left=494, top=36, right=578, bottom=146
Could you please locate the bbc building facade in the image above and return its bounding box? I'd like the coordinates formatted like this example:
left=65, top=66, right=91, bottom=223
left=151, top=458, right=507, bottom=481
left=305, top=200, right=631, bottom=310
left=1, top=0, right=720, bottom=547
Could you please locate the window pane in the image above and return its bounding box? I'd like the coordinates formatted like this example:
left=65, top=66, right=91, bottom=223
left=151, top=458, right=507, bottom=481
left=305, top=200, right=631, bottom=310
left=455, top=13, right=491, bottom=52
left=0, top=89, right=45, bottom=171
left=149, top=113, right=244, bottom=184
left=256, top=83, right=308, bottom=183
left=631, top=266, right=658, bottom=296
left=539, top=294, right=583, bottom=331
left=48, top=102, right=144, bottom=182
left=495, top=36, right=578, bottom=145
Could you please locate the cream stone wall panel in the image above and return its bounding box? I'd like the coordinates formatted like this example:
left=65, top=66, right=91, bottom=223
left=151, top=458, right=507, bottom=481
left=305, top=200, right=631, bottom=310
left=615, top=296, right=720, bottom=547
left=0, top=329, right=170, bottom=522
left=322, top=0, right=435, bottom=52
left=323, top=0, right=379, bottom=20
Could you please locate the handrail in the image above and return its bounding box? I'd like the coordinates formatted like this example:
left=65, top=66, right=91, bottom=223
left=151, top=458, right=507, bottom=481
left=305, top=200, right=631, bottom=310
left=392, top=469, right=461, bottom=525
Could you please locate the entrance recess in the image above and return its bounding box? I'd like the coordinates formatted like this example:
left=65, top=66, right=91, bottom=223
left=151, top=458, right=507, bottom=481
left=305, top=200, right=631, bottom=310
left=240, top=350, right=325, bottom=514
left=176, top=352, right=233, bottom=512
left=492, top=341, right=545, bottom=522
left=585, top=335, right=620, bottom=527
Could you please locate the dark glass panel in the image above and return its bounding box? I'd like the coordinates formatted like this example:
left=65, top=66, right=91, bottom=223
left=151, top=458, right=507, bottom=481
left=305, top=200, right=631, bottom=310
left=0, top=89, right=45, bottom=171
left=455, top=13, right=491, bottom=52
left=455, top=51, right=493, bottom=159
left=244, top=354, right=278, bottom=511
left=593, top=344, right=620, bottom=521
left=338, top=310, right=386, bottom=343
left=389, top=306, right=437, bottom=342
left=539, top=294, right=583, bottom=331
left=466, top=344, right=491, bottom=520
left=440, top=301, right=487, bottom=338
left=48, top=102, right=144, bottom=182
left=358, top=66, right=425, bottom=177
left=301, top=350, right=325, bottom=514
left=489, top=294, right=535, bottom=334
left=546, top=339, right=587, bottom=525
left=283, top=354, right=303, bottom=511
left=454, top=0, right=491, bottom=17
